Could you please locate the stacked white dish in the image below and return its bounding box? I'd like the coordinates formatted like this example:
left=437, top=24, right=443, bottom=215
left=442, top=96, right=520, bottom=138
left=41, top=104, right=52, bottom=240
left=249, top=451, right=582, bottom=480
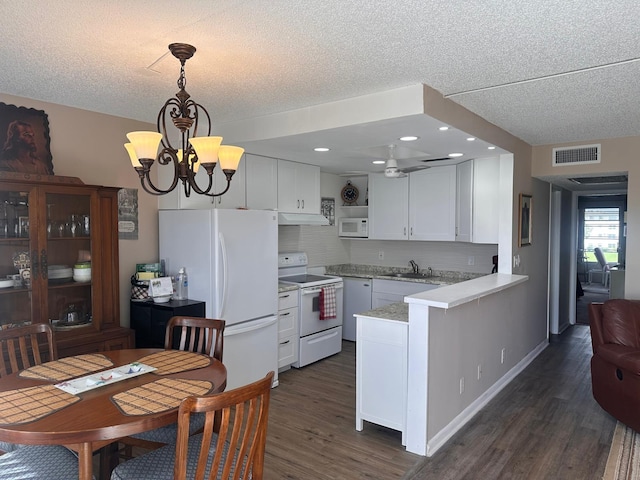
left=73, top=262, right=91, bottom=283
left=152, top=294, right=172, bottom=304
left=48, top=265, right=73, bottom=282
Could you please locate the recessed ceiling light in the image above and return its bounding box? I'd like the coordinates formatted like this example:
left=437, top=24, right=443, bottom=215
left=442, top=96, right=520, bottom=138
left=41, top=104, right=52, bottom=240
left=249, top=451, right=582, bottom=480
left=399, top=136, right=419, bottom=142
left=372, top=160, right=386, bottom=165
left=488, top=146, right=496, bottom=150
left=449, top=153, right=464, bottom=157
left=466, top=137, right=476, bottom=141
left=439, top=126, right=449, bottom=131
left=314, top=147, right=330, bottom=152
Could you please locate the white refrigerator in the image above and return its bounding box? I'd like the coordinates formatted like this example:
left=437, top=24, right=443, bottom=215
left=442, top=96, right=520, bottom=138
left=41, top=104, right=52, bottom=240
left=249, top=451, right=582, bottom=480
left=159, top=209, right=279, bottom=390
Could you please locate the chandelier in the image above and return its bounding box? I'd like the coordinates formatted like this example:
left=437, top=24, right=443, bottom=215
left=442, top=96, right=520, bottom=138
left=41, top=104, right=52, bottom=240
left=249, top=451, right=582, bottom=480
left=124, top=43, right=243, bottom=197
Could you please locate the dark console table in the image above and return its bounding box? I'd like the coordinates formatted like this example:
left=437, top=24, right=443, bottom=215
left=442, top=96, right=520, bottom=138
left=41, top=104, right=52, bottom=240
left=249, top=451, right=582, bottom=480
left=129, top=299, right=206, bottom=348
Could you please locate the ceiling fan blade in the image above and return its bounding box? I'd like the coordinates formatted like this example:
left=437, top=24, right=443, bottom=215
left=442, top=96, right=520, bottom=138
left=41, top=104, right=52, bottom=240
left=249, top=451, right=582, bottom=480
left=401, top=165, right=431, bottom=173
left=420, top=157, right=452, bottom=163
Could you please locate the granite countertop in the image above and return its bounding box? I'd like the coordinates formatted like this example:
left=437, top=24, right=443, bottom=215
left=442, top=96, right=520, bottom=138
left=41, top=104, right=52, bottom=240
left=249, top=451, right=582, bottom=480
left=355, top=302, right=408, bottom=323
left=278, top=283, right=299, bottom=293
left=324, top=264, right=485, bottom=286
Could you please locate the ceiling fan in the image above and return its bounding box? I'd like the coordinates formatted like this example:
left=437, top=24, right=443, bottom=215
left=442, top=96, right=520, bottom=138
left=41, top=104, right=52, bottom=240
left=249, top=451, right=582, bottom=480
left=382, top=144, right=431, bottom=178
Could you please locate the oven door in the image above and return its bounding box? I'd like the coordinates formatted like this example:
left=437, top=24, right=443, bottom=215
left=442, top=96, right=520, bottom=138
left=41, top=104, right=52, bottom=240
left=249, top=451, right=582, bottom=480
left=299, top=282, right=343, bottom=337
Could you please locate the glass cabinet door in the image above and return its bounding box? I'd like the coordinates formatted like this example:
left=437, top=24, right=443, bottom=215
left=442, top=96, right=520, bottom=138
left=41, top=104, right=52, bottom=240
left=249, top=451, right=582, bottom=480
left=0, top=186, right=36, bottom=329
left=44, top=191, right=94, bottom=329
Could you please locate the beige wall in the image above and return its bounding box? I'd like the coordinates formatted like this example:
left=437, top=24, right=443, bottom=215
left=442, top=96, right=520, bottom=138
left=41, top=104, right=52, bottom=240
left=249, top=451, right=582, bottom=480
left=0, top=94, right=158, bottom=327
left=532, top=137, right=639, bottom=298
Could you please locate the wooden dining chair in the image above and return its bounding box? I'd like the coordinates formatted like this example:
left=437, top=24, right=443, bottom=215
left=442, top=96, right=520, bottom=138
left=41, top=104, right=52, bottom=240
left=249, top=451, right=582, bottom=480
left=165, top=316, right=225, bottom=361
left=119, top=317, right=225, bottom=457
left=0, top=323, right=57, bottom=455
left=0, top=323, right=57, bottom=377
left=111, top=371, right=274, bottom=480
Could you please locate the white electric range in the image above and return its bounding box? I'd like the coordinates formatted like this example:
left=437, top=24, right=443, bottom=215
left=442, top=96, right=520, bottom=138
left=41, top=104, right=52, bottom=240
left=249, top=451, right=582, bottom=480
left=278, top=252, right=343, bottom=367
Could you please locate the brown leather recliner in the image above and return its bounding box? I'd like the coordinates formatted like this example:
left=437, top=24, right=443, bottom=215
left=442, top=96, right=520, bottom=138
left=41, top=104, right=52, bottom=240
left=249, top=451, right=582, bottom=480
left=589, top=300, right=640, bottom=432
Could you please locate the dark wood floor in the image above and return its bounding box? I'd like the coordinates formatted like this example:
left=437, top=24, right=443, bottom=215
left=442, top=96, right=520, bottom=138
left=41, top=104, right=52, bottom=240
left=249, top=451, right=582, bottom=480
left=265, top=326, right=616, bottom=479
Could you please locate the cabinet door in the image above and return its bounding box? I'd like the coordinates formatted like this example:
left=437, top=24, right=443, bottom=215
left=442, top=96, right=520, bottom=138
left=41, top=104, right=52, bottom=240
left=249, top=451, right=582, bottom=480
left=212, top=157, right=246, bottom=209
left=43, top=189, right=97, bottom=329
left=456, top=160, right=473, bottom=242
left=0, top=185, right=39, bottom=329
left=409, top=166, right=456, bottom=241
left=343, top=278, right=372, bottom=341
left=277, top=160, right=320, bottom=214
left=296, top=162, right=320, bottom=213
left=246, top=154, right=277, bottom=210
left=369, top=173, right=409, bottom=240
left=277, top=160, right=299, bottom=213
left=157, top=159, right=246, bottom=210
left=472, top=157, right=500, bottom=244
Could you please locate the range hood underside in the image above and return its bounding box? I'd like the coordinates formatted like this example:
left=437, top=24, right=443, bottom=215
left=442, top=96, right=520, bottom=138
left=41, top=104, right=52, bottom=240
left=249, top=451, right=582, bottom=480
left=278, top=212, right=330, bottom=226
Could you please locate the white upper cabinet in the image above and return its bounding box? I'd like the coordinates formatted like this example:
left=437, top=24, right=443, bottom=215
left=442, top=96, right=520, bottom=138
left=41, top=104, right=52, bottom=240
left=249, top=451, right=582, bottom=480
left=245, top=154, right=278, bottom=210
left=456, top=160, right=474, bottom=242
left=368, top=173, right=409, bottom=240
left=408, top=166, right=457, bottom=241
left=157, top=156, right=246, bottom=210
left=369, top=167, right=456, bottom=241
left=277, top=160, right=320, bottom=214
left=212, top=156, right=246, bottom=209
left=456, top=157, right=500, bottom=244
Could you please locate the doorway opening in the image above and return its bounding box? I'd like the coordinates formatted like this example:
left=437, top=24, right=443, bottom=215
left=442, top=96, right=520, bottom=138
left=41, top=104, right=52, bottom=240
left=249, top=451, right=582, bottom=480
left=575, top=194, right=626, bottom=324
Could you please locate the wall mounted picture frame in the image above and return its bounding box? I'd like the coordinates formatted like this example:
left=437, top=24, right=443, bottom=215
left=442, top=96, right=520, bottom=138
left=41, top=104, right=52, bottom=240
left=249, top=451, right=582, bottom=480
left=0, top=102, right=54, bottom=175
left=321, top=197, right=335, bottom=226
left=518, top=193, right=532, bottom=247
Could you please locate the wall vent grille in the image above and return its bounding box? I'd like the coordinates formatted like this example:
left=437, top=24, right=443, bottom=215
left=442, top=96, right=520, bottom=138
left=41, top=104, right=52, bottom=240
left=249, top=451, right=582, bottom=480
left=552, top=144, right=600, bottom=166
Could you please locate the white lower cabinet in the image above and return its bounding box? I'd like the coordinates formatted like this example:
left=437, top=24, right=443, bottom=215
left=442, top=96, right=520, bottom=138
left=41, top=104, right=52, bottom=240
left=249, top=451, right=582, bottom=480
left=371, top=278, right=439, bottom=308
left=356, top=315, right=408, bottom=445
left=278, top=290, right=299, bottom=370
left=343, top=278, right=373, bottom=341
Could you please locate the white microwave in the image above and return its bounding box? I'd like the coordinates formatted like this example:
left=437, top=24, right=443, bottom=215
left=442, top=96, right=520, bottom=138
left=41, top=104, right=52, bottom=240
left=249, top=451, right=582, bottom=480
left=338, top=218, right=368, bottom=238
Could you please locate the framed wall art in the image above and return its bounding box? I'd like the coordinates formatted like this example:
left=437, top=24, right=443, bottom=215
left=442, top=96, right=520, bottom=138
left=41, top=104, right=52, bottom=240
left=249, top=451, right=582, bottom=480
left=0, top=102, right=54, bottom=175
left=518, top=193, right=532, bottom=247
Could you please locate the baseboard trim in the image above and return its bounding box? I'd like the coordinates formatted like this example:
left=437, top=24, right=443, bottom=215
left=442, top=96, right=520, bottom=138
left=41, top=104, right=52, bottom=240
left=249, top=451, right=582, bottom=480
left=426, top=339, right=549, bottom=456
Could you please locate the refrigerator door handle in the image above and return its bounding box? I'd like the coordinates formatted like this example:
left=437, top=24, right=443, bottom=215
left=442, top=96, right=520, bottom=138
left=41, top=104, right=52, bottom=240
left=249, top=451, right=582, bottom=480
left=219, top=231, right=228, bottom=317
left=225, top=315, right=278, bottom=336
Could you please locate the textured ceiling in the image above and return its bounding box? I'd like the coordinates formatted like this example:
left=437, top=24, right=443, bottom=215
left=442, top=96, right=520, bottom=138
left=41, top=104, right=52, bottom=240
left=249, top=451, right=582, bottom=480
left=1, top=0, right=638, bottom=186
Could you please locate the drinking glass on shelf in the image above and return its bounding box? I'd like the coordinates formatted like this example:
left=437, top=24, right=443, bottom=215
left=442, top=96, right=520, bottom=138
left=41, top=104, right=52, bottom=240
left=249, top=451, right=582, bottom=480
left=0, top=203, right=8, bottom=238
left=70, top=214, right=82, bottom=237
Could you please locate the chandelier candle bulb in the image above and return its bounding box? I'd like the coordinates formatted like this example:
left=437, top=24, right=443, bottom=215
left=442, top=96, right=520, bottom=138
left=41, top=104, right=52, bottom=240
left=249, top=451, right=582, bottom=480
left=218, top=145, right=245, bottom=171
left=126, top=132, right=162, bottom=160
left=189, top=136, right=223, bottom=165
left=124, top=143, right=141, bottom=168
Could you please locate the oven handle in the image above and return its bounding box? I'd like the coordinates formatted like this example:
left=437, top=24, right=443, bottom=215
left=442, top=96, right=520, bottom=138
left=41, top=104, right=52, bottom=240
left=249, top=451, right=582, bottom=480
left=301, top=284, right=343, bottom=295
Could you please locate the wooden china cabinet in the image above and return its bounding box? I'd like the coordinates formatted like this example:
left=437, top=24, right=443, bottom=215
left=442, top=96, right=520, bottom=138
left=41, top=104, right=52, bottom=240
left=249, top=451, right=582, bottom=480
left=0, top=172, right=133, bottom=357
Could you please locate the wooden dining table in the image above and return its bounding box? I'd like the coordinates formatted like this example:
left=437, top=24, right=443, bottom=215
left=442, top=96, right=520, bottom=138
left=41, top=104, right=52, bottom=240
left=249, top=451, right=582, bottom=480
left=0, top=348, right=227, bottom=480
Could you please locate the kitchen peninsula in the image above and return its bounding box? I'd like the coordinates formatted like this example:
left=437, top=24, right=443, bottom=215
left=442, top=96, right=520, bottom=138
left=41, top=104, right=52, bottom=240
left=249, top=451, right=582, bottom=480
left=355, top=273, right=533, bottom=457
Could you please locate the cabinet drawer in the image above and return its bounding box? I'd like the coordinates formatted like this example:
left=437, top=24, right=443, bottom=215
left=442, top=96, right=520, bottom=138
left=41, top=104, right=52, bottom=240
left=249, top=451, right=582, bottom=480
left=278, top=291, right=298, bottom=310
left=278, top=307, right=298, bottom=339
left=278, top=335, right=297, bottom=368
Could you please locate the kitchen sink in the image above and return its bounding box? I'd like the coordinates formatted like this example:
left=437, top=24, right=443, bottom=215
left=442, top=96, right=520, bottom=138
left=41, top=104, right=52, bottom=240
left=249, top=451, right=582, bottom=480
left=382, top=273, right=432, bottom=279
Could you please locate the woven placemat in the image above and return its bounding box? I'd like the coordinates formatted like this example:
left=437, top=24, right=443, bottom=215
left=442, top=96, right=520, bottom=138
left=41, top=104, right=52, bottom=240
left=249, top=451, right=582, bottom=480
left=111, top=378, right=213, bottom=416
left=136, top=350, right=211, bottom=375
left=19, top=354, right=114, bottom=382
left=0, top=384, right=80, bottom=425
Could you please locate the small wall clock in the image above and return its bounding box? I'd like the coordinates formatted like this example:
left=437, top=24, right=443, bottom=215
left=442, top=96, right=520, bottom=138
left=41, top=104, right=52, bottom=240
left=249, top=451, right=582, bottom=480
left=341, top=181, right=359, bottom=206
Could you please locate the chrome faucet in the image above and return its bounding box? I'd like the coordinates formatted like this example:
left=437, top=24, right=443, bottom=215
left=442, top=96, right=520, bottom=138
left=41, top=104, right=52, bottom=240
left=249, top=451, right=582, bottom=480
left=427, top=267, right=433, bottom=277
left=409, top=260, right=419, bottom=274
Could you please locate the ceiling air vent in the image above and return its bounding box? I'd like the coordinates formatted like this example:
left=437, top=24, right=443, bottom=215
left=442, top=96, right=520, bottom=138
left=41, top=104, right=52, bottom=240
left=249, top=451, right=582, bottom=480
left=552, top=144, right=600, bottom=166
left=567, top=175, right=628, bottom=185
